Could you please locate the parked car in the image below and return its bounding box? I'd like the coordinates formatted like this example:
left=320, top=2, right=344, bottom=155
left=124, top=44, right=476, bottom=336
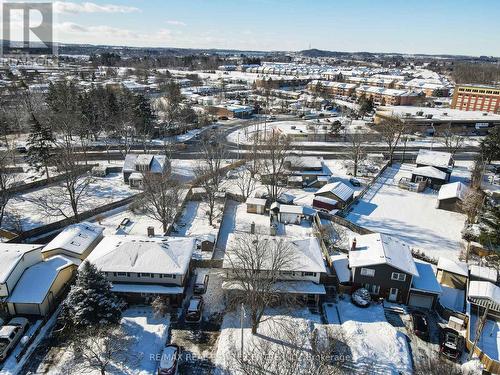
left=0, top=317, right=29, bottom=362
left=158, top=344, right=180, bottom=375
left=194, top=271, right=209, bottom=295
left=411, top=312, right=430, bottom=341
left=351, top=288, right=371, bottom=308
left=15, top=146, right=27, bottom=154
left=349, top=178, right=361, bottom=187
left=185, top=296, right=203, bottom=323
left=439, top=327, right=464, bottom=361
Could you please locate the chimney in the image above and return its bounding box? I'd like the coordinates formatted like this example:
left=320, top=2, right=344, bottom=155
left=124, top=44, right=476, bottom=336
left=250, top=222, right=255, bottom=234
left=351, top=238, right=357, bottom=251
left=147, top=226, right=155, bottom=237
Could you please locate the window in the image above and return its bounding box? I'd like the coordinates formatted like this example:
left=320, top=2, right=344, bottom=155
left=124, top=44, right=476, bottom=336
left=117, top=272, right=127, bottom=277
left=391, top=272, right=406, bottom=282
left=360, top=268, right=375, bottom=277
left=302, top=272, right=316, bottom=277
left=141, top=273, right=151, bottom=277
left=364, top=283, right=380, bottom=294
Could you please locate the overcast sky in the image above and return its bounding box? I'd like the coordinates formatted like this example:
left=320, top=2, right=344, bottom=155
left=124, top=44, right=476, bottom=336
left=4, top=0, right=500, bottom=56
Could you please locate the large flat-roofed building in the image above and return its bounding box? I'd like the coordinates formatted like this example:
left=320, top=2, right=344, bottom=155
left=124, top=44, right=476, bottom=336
left=451, top=84, right=500, bottom=114
left=355, top=86, right=419, bottom=106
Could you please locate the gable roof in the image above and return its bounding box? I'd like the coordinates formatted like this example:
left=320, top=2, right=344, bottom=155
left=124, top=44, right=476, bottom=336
left=412, top=166, right=447, bottom=180
left=412, top=261, right=442, bottom=294
left=42, top=222, right=104, bottom=256
left=416, top=149, right=452, bottom=169
left=348, top=233, right=418, bottom=276
left=86, top=235, right=195, bottom=275
left=437, top=257, right=468, bottom=277
left=0, top=244, right=43, bottom=283
left=223, top=234, right=326, bottom=274
left=438, top=182, right=467, bottom=201
left=315, top=181, right=354, bottom=202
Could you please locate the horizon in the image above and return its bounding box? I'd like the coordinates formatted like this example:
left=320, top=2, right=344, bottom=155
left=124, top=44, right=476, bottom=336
left=2, top=0, right=499, bottom=57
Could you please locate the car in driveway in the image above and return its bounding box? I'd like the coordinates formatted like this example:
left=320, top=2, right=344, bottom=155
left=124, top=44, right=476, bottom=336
left=349, top=178, right=361, bottom=187
left=194, top=270, right=209, bottom=295
left=185, top=296, right=203, bottom=323
left=439, top=327, right=464, bottom=361
left=158, top=344, right=180, bottom=375
left=411, top=312, right=430, bottom=341
left=351, top=288, right=371, bottom=308
left=0, top=317, right=29, bottom=362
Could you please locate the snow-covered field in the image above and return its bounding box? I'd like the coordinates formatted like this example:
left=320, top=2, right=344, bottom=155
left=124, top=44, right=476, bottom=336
left=45, top=307, right=170, bottom=375
left=324, top=300, right=413, bottom=374
left=5, top=173, right=135, bottom=231
left=346, top=162, right=470, bottom=261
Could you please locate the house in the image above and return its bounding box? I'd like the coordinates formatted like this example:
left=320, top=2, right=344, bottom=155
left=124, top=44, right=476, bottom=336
left=348, top=233, right=419, bottom=304
left=246, top=197, right=267, bottom=215
left=6, top=256, right=76, bottom=316
left=86, top=236, right=196, bottom=305
left=411, top=166, right=448, bottom=188
left=415, top=149, right=454, bottom=181
left=314, top=181, right=354, bottom=208
left=41, top=222, right=104, bottom=262
left=307, top=175, right=329, bottom=188
left=408, top=261, right=442, bottom=309
left=284, top=156, right=323, bottom=172
left=123, top=154, right=170, bottom=185
left=0, top=244, right=43, bottom=299
left=270, top=202, right=303, bottom=224
left=222, top=234, right=327, bottom=306
left=437, top=182, right=467, bottom=212
left=312, top=196, right=338, bottom=212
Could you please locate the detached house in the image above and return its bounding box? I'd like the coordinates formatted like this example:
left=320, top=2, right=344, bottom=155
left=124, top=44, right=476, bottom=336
left=86, top=235, right=195, bottom=305
left=413, top=149, right=454, bottom=187
left=314, top=181, right=354, bottom=209
left=123, top=154, right=170, bottom=188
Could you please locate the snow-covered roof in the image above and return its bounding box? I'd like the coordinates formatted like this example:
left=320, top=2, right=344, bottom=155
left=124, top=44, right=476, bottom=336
left=223, top=234, right=326, bottom=274
left=222, top=280, right=326, bottom=295
left=411, top=261, right=442, bottom=294
left=349, top=233, right=418, bottom=276
left=437, top=257, right=468, bottom=277
left=86, top=236, right=195, bottom=275
left=7, top=256, right=75, bottom=304
left=313, top=195, right=338, bottom=206
left=279, top=204, right=303, bottom=214
left=438, top=182, right=467, bottom=201
left=246, top=197, right=267, bottom=206
left=315, top=181, right=354, bottom=202
left=330, top=253, right=350, bottom=283
left=111, top=283, right=184, bottom=295
left=469, top=281, right=500, bottom=304
left=0, top=244, right=43, bottom=283
left=42, top=222, right=103, bottom=256
left=412, top=166, right=447, bottom=180
left=416, top=149, right=453, bottom=169
left=123, top=154, right=168, bottom=174
left=469, top=265, right=498, bottom=283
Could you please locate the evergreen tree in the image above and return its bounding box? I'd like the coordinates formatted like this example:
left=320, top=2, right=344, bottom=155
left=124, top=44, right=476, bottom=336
left=479, top=200, right=500, bottom=251
left=26, top=113, right=54, bottom=179
left=62, top=262, right=123, bottom=329
left=480, top=126, right=500, bottom=163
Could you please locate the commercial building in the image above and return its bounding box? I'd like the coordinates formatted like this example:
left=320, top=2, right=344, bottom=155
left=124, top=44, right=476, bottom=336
left=451, top=84, right=500, bottom=114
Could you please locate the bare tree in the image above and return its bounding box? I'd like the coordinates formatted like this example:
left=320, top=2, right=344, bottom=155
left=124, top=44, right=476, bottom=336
left=0, top=151, right=17, bottom=228
left=234, top=165, right=257, bottom=200
left=28, top=145, right=94, bottom=223
left=259, top=132, right=292, bottom=201
left=441, top=123, right=465, bottom=156
left=379, top=116, right=406, bottom=165
left=151, top=296, right=170, bottom=318
left=137, top=172, right=180, bottom=233
left=347, top=132, right=366, bottom=177
left=460, top=188, right=485, bottom=262
left=229, top=321, right=349, bottom=375
left=68, top=326, right=135, bottom=375
left=194, top=131, right=227, bottom=226
left=224, top=234, right=296, bottom=334
left=315, top=222, right=347, bottom=252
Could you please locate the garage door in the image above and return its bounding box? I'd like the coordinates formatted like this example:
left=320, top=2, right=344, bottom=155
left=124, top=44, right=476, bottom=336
left=408, top=294, right=434, bottom=309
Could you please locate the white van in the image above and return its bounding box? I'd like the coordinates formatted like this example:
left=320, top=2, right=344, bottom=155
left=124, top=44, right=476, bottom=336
left=193, top=270, right=209, bottom=295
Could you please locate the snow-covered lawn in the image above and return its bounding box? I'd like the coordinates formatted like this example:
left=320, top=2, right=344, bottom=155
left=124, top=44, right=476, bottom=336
left=4, top=173, right=135, bottom=231
left=324, top=299, right=413, bottom=374
left=214, top=308, right=324, bottom=375
left=346, top=163, right=469, bottom=261
left=46, top=307, right=170, bottom=375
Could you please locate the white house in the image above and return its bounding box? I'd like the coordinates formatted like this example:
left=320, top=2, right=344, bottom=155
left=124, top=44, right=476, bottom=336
left=6, top=256, right=76, bottom=316
left=222, top=233, right=327, bottom=305
left=123, top=154, right=170, bottom=187
left=0, top=244, right=43, bottom=298
left=42, top=222, right=104, bottom=262
left=85, top=235, right=196, bottom=305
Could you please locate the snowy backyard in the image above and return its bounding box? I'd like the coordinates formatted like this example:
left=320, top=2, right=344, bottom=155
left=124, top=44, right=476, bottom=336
left=346, top=162, right=471, bottom=261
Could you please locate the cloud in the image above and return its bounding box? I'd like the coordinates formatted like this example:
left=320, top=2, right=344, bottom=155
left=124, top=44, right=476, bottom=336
left=166, top=20, right=186, bottom=27
left=54, top=2, right=140, bottom=14
left=56, top=22, right=140, bottom=39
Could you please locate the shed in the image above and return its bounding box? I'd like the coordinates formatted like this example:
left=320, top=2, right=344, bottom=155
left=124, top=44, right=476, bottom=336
left=313, top=196, right=339, bottom=212
left=436, top=257, right=468, bottom=289
left=315, top=181, right=354, bottom=208
left=437, top=182, right=467, bottom=212
left=246, top=197, right=267, bottom=215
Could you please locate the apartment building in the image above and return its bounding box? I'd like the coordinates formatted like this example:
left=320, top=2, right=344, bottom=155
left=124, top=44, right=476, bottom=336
left=307, top=80, right=356, bottom=97
left=451, top=84, right=500, bottom=114
left=355, top=86, right=419, bottom=106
